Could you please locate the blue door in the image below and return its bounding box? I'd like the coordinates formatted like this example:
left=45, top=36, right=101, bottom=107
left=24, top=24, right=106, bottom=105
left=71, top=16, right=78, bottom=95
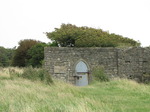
left=75, top=61, right=88, bottom=86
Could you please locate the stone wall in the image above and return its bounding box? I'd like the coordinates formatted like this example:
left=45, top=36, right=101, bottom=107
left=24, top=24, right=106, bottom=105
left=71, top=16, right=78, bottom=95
left=44, top=47, right=150, bottom=84
left=117, top=47, right=150, bottom=83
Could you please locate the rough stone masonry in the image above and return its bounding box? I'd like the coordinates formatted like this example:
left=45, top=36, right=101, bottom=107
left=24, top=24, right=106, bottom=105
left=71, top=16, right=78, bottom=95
left=44, top=47, right=150, bottom=85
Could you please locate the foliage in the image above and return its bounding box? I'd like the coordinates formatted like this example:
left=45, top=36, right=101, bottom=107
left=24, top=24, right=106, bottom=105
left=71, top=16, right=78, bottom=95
left=47, top=41, right=59, bottom=47
left=22, top=67, right=53, bottom=84
left=26, top=43, right=47, bottom=67
left=46, top=24, right=141, bottom=47
left=0, top=46, right=14, bottom=67
left=12, top=39, right=58, bottom=67
left=26, top=42, right=59, bottom=67
left=92, top=66, right=109, bottom=82
left=46, top=24, right=79, bottom=47
left=12, top=39, right=40, bottom=67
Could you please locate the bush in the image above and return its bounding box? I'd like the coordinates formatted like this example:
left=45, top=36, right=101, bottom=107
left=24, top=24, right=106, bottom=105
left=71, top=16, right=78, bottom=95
left=92, top=66, right=109, bottom=82
left=21, top=67, right=53, bottom=84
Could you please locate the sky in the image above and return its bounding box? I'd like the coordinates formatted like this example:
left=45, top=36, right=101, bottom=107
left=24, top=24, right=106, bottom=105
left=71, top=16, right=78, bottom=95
left=0, top=0, right=150, bottom=48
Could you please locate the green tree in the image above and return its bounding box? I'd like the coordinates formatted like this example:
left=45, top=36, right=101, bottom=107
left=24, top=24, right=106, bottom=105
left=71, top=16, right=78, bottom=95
left=46, top=24, right=80, bottom=47
left=27, top=43, right=47, bottom=67
left=12, top=39, right=40, bottom=67
left=46, top=24, right=140, bottom=47
left=0, top=46, right=14, bottom=67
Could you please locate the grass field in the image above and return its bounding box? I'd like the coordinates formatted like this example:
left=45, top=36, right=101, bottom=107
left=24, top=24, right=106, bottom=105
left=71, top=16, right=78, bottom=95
left=0, top=67, right=150, bottom=112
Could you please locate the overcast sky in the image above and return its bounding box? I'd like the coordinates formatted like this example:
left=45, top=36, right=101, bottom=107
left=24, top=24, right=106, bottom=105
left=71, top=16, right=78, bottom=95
left=0, top=0, right=150, bottom=48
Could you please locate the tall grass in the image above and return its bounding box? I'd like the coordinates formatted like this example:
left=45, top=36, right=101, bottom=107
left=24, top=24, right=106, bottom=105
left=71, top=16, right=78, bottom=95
left=0, top=67, right=150, bottom=112
left=0, top=67, right=23, bottom=80
left=21, top=67, right=53, bottom=84
left=0, top=67, right=53, bottom=84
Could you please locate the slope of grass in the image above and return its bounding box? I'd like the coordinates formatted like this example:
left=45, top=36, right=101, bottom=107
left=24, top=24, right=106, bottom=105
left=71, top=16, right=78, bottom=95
left=0, top=67, right=150, bottom=112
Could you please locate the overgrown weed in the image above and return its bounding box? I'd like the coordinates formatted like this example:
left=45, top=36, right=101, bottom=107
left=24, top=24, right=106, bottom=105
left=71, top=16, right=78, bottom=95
left=92, top=66, right=109, bottom=82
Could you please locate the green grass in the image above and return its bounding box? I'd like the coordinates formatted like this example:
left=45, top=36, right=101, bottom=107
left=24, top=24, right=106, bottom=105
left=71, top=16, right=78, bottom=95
left=0, top=68, right=150, bottom=112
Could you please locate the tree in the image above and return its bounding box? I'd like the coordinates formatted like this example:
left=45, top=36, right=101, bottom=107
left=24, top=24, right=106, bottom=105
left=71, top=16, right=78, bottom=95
left=26, top=43, right=47, bottom=67
left=46, top=24, right=140, bottom=47
left=46, top=24, right=80, bottom=47
left=12, top=39, right=40, bottom=67
left=0, top=46, right=14, bottom=67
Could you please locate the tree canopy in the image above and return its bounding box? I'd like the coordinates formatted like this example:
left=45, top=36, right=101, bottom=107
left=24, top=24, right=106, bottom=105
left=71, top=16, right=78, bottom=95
left=0, top=46, right=14, bottom=67
left=12, top=39, right=41, bottom=67
left=26, top=43, right=47, bottom=67
left=46, top=24, right=140, bottom=47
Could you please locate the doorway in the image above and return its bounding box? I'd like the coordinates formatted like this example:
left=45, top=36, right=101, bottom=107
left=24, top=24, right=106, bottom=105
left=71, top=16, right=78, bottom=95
left=75, top=61, right=89, bottom=86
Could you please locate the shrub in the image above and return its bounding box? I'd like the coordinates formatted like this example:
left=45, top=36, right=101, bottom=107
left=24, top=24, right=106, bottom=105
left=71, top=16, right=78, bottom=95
left=22, top=66, right=53, bottom=84
left=92, top=66, right=109, bottom=82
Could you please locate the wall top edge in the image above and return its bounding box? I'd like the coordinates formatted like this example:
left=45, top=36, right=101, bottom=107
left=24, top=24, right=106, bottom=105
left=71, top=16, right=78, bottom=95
left=44, top=47, right=146, bottom=51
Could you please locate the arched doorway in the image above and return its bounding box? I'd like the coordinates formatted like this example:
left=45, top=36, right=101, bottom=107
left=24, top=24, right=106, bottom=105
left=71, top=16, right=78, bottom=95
left=75, top=61, right=89, bottom=86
